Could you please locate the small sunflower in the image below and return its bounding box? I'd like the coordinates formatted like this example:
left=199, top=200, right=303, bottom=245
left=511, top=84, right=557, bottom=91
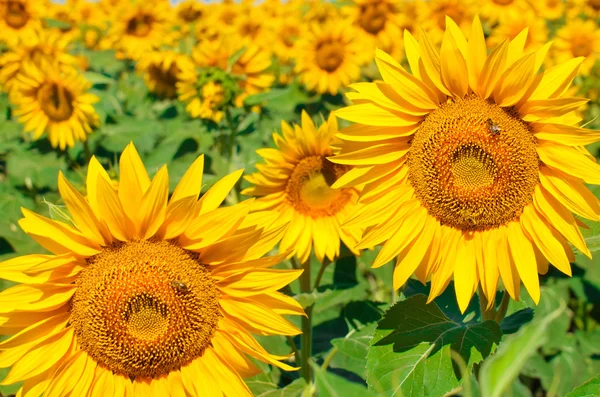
left=418, top=0, right=475, bottom=44
left=192, top=37, right=274, bottom=103
left=344, top=0, right=403, bottom=59
left=331, top=16, right=600, bottom=311
left=550, top=19, right=600, bottom=77
left=10, top=63, right=99, bottom=150
left=534, top=0, right=565, bottom=20
left=0, top=0, right=43, bottom=47
left=294, top=22, right=370, bottom=95
left=487, top=11, right=549, bottom=53
left=303, top=0, right=340, bottom=25
left=0, top=28, right=78, bottom=93
left=567, top=0, right=600, bottom=19
left=177, top=65, right=240, bottom=123
left=479, top=0, right=532, bottom=24
left=243, top=112, right=362, bottom=264
left=137, top=51, right=195, bottom=100
left=175, top=0, right=206, bottom=26
left=105, top=1, right=175, bottom=60
left=0, top=143, right=303, bottom=396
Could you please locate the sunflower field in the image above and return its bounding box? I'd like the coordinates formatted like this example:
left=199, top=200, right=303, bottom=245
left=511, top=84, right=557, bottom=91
left=1, top=0, right=600, bottom=396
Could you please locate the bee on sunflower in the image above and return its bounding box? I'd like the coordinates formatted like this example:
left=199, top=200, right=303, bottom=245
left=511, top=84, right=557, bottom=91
left=331, top=16, right=600, bottom=312
left=10, top=63, right=99, bottom=150
left=0, top=143, right=304, bottom=396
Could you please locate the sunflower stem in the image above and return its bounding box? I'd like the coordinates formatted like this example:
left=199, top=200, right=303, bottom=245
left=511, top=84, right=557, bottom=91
left=300, top=259, right=313, bottom=388
left=494, top=291, right=510, bottom=324
left=286, top=336, right=301, bottom=368
left=478, top=287, right=496, bottom=322
left=83, top=139, right=92, bottom=163
left=313, top=258, right=330, bottom=290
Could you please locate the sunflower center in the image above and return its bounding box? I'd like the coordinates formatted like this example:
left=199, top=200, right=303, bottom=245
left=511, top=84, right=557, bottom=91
left=38, top=82, right=74, bottom=122
left=589, top=0, right=600, bottom=10
left=571, top=38, right=592, bottom=57
left=492, top=0, right=515, bottom=5
left=4, top=1, right=29, bottom=29
left=71, top=239, right=221, bottom=379
left=148, top=63, right=180, bottom=98
left=126, top=13, right=154, bottom=37
left=407, top=95, right=539, bottom=231
left=286, top=156, right=354, bottom=217
left=179, top=6, right=203, bottom=23
left=316, top=40, right=345, bottom=73
left=358, top=2, right=388, bottom=34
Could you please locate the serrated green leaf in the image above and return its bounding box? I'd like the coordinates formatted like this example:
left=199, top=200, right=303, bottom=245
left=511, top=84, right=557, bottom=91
left=566, top=374, right=600, bottom=397
left=366, top=294, right=502, bottom=397
left=479, top=296, right=566, bottom=397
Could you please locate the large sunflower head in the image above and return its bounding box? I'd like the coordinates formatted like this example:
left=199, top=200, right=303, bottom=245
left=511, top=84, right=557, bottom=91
left=10, top=63, right=99, bottom=150
left=243, top=112, right=363, bottom=264
left=0, top=28, right=78, bottom=93
left=550, top=19, right=600, bottom=77
left=0, top=143, right=303, bottom=396
left=331, top=16, right=600, bottom=312
left=136, top=51, right=195, bottom=100
left=0, top=0, right=43, bottom=47
left=105, top=1, right=175, bottom=60
left=294, top=22, right=370, bottom=95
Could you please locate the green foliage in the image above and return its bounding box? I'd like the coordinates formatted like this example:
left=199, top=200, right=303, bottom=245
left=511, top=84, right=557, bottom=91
left=366, top=294, right=502, bottom=397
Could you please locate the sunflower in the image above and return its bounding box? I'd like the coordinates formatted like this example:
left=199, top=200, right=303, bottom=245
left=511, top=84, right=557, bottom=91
left=104, top=1, right=175, bottom=60
left=177, top=68, right=231, bottom=123
left=192, top=37, right=274, bottom=103
left=0, top=0, right=43, bottom=47
left=487, top=10, right=549, bottom=53
left=567, top=0, right=600, bottom=18
left=330, top=16, right=600, bottom=312
left=343, top=0, right=403, bottom=59
left=175, top=0, right=206, bottom=26
left=137, top=51, right=195, bottom=100
left=0, top=143, right=304, bottom=396
left=303, top=0, right=340, bottom=25
left=0, top=28, right=78, bottom=93
left=10, top=63, right=99, bottom=150
left=534, top=0, right=565, bottom=20
left=550, top=19, right=600, bottom=77
left=478, top=0, right=532, bottom=25
left=396, top=0, right=424, bottom=36
left=243, top=112, right=362, bottom=264
left=418, top=0, right=475, bottom=44
left=294, top=22, right=370, bottom=95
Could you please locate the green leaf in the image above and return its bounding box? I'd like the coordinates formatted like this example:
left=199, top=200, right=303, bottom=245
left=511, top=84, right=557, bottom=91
left=330, top=323, right=376, bottom=379
left=500, top=308, right=534, bottom=334
left=246, top=378, right=307, bottom=397
left=566, top=374, right=600, bottom=397
left=311, top=361, right=384, bottom=397
left=366, top=294, right=502, bottom=397
left=83, top=71, right=116, bottom=86
left=479, top=297, right=566, bottom=397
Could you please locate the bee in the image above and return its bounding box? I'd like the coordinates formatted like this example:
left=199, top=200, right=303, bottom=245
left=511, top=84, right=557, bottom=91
left=171, top=280, right=189, bottom=293
left=487, top=118, right=501, bottom=135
